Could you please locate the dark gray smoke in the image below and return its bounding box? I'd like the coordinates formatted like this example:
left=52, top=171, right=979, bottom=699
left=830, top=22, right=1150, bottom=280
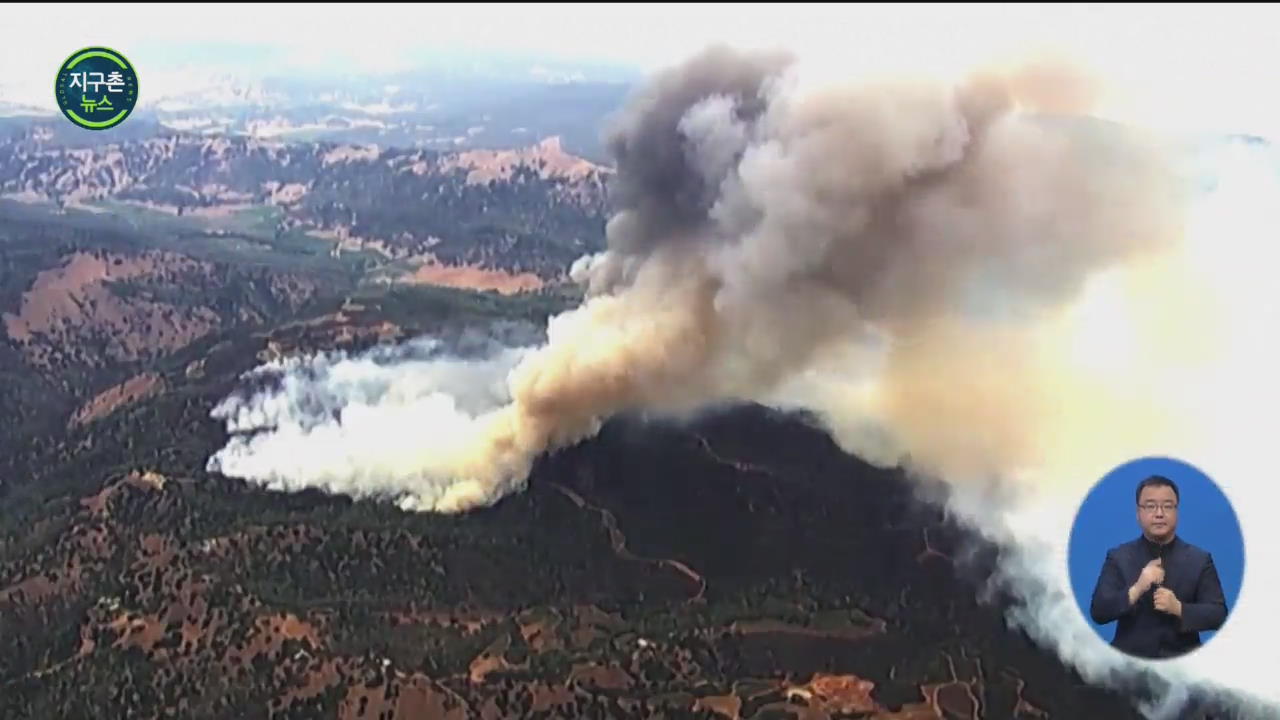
left=603, top=45, right=795, bottom=254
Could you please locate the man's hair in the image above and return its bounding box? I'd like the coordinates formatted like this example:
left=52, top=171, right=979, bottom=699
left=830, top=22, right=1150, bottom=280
left=1136, top=474, right=1180, bottom=504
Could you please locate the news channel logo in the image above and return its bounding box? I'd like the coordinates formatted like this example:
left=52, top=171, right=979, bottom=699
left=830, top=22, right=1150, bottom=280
left=54, top=47, right=138, bottom=131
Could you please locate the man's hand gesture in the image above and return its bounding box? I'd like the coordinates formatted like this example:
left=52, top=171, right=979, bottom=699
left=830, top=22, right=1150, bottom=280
left=1138, top=558, right=1165, bottom=592
left=1128, top=558, right=1165, bottom=606
left=1154, top=587, right=1183, bottom=617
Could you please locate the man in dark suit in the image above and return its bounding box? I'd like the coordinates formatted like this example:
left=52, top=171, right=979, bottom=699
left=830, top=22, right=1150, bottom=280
left=1089, top=474, right=1228, bottom=659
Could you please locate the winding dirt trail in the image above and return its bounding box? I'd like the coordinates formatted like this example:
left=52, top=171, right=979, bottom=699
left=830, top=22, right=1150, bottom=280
left=549, top=482, right=706, bottom=602
left=690, top=433, right=785, bottom=480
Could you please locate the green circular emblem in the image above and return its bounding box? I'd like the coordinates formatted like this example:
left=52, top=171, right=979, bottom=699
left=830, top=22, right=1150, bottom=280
left=54, top=47, right=139, bottom=131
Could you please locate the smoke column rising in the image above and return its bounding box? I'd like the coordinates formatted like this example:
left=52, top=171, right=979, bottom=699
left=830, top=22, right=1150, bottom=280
left=208, top=47, right=1280, bottom=716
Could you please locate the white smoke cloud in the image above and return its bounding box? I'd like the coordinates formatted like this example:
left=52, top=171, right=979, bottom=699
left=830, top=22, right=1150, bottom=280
left=208, top=337, right=538, bottom=511
left=206, top=48, right=1280, bottom=717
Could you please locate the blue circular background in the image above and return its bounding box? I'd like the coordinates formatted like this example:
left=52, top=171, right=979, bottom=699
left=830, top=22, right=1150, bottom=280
left=1068, top=456, right=1244, bottom=648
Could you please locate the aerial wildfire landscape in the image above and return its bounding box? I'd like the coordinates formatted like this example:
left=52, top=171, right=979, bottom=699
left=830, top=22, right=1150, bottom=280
left=1, top=43, right=1278, bottom=720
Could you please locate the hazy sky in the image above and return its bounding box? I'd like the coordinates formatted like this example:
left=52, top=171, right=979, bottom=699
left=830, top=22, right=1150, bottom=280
left=3, top=3, right=1279, bottom=138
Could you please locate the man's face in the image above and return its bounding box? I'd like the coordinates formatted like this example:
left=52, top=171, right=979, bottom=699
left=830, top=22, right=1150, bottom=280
left=1137, top=484, right=1179, bottom=542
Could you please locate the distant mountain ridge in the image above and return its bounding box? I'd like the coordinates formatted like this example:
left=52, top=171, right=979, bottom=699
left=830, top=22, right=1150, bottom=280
left=2, top=59, right=637, bottom=162
left=0, top=130, right=610, bottom=279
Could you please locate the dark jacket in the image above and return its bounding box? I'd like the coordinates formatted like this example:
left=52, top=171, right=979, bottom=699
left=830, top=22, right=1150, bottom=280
left=1089, top=535, right=1228, bottom=659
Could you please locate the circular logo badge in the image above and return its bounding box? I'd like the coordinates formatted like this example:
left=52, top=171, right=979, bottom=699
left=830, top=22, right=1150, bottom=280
left=54, top=47, right=138, bottom=131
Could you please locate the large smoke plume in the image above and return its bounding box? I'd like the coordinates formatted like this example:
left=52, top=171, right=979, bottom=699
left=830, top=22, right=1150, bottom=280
left=209, top=46, right=1280, bottom=717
